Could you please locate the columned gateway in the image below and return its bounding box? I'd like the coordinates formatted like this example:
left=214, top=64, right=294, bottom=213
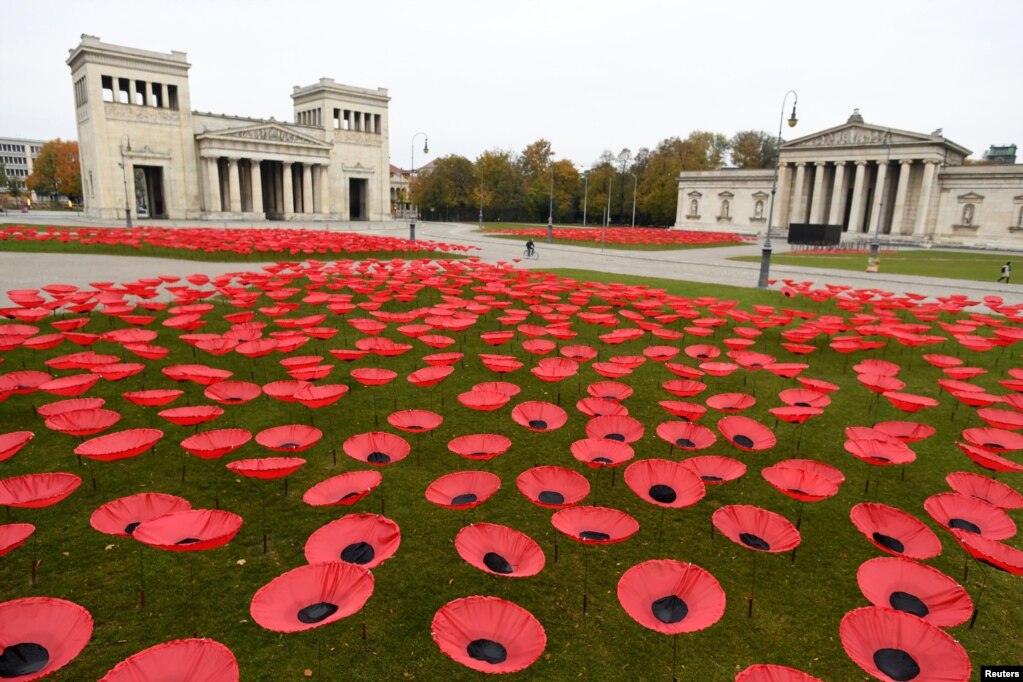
left=67, top=35, right=391, bottom=222
left=675, top=110, right=1023, bottom=247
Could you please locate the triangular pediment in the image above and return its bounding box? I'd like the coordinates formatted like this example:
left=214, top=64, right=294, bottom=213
left=785, top=123, right=938, bottom=149
left=198, top=123, right=330, bottom=148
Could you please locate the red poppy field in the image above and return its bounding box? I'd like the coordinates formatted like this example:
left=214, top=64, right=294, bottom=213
left=0, top=255, right=1021, bottom=680
left=483, top=225, right=752, bottom=249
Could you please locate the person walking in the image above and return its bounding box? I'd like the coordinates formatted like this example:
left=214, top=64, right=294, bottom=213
left=998, top=261, right=1011, bottom=283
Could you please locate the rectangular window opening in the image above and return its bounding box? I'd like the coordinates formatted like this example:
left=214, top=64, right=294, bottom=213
left=167, top=85, right=179, bottom=110
left=117, top=78, right=130, bottom=104
left=134, top=80, right=146, bottom=105
left=333, top=108, right=341, bottom=129
left=151, top=82, right=163, bottom=107
left=374, top=114, right=381, bottom=134
left=102, top=75, right=114, bottom=102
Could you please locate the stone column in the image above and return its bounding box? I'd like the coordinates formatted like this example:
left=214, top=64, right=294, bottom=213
left=302, top=164, right=314, bottom=213
left=128, top=79, right=138, bottom=105
left=868, top=161, right=889, bottom=237
left=250, top=160, right=263, bottom=214
left=888, top=160, right=913, bottom=235
left=847, top=161, right=869, bottom=233
left=789, top=162, right=807, bottom=224
left=809, top=162, right=828, bottom=223
left=913, top=161, right=938, bottom=238
left=827, top=162, right=847, bottom=226
left=319, top=165, right=331, bottom=215
left=774, top=163, right=792, bottom=229
left=283, top=162, right=294, bottom=215
left=206, top=157, right=221, bottom=213
left=227, top=159, right=242, bottom=213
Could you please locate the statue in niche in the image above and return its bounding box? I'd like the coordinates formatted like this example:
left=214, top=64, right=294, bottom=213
left=754, top=200, right=764, bottom=219
left=690, top=199, right=699, bottom=216
left=962, top=203, right=974, bottom=226
left=1017, top=205, right=1023, bottom=228
left=720, top=200, right=730, bottom=218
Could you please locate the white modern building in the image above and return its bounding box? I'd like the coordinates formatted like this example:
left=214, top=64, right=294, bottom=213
left=675, top=110, right=1023, bottom=246
left=67, top=35, right=392, bottom=222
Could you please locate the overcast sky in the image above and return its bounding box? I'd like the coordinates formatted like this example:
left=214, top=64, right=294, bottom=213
left=3, top=0, right=1021, bottom=169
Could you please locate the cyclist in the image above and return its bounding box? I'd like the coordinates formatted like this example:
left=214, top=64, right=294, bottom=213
left=525, top=239, right=535, bottom=258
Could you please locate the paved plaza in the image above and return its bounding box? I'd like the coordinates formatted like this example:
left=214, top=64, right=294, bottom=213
left=1, top=211, right=1021, bottom=306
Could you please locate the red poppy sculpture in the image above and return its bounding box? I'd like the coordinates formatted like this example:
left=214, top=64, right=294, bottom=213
left=0, top=523, right=35, bottom=557
left=712, top=505, right=800, bottom=553
left=303, top=470, right=382, bottom=507
left=255, top=425, right=322, bottom=453
left=455, top=522, right=545, bottom=577
left=551, top=506, right=639, bottom=544
left=511, top=401, right=568, bottom=432
left=718, top=416, right=776, bottom=452
left=515, top=466, right=590, bottom=508
left=304, top=513, right=401, bottom=568
left=624, top=458, right=705, bottom=508
left=840, top=607, right=971, bottom=682
left=74, top=428, right=164, bottom=462
left=90, top=492, right=192, bottom=537
left=681, top=456, right=747, bottom=485
left=0, top=596, right=93, bottom=681
left=856, top=557, right=972, bottom=627
left=425, top=471, right=501, bottom=509
left=944, top=471, right=1023, bottom=510
left=0, top=473, right=82, bottom=508
left=133, top=509, right=243, bottom=551
left=734, top=664, right=822, bottom=682
left=923, top=492, right=1016, bottom=540
left=99, top=638, right=239, bottom=682
left=447, top=433, right=512, bottom=461
left=431, top=596, right=546, bottom=674
left=849, top=503, right=942, bottom=560
left=0, top=431, right=33, bottom=463
left=343, top=431, right=410, bottom=466
left=250, top=561, right=374, bottom=633
left=617, top=559, right=726, bottom=634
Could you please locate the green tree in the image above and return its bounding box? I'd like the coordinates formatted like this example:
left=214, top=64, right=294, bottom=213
left=413, top=155, right=476, bottom=221
left=474, top=149, right=524, bottom=221
left=519, top=139, right=556, bottom=222
left=729, top=130, right=777, bottom=168
left=26, top=139, right=82, bottom=201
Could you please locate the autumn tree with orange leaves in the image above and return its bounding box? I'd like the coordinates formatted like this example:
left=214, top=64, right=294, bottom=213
left=26, top=139, right=82, bottom=201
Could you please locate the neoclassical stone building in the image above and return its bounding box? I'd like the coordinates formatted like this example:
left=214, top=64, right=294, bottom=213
left=67, top=35, right=391, bottom=222
left=675, top=110, right=1023, bottom=246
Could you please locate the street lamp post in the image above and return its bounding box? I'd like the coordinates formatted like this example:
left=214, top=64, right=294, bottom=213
left=756, top=90, right=799, bottom=289
left=478, top=184, right=484, bottom=232
left=547, top=165, right=554, bottom=244
left=119, top=135, right=132, bottom=229
left=582, top=171, right=589, bottom=227
left=409, top=132, right=429, bottom=241
left=602, top=175, right=612, bottom=253
left=630, top=173, right=637, bottom=228
left=869, top=130, right=893, bottom=266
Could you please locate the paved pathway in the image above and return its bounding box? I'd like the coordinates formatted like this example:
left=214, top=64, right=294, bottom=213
left=2, top=212, right=1021, bottom=306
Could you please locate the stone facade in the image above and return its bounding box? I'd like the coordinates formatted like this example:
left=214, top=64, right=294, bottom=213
left=67, top=35, right=391, bottom=222
left=675, top=110, right=1023, bottom=247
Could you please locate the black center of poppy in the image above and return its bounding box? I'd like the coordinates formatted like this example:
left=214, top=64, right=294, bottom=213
left=592, top=456, right=612, bottom=464
left=483, top=552, right=514, bottom=574
left=278, top=442, right=300, bottom=449
left=467, top=638, right=507, bottom=665
left=872, top=532, right=905, bottom=554
left=471, top=451, right=488, bottom=457
left=604, top=433, right=626, bottom=442
left=889, top=591, right=929, bottom=618
left=698, top=353, right=709, bottom=359
left=651, top=595, right=688, bottom=624
left=175, top=537, right=201, bottom=545
left=649, top=484, right=677, bottom=504
left=739, top=532, right=770, bottom=551
left=297, top=601, right=339, bottom=624
left=675, top=438, right=695, bottom=448
left=224, top=396, right=243, bottom=402
left=407, top=425, right=423, bottom=431
left=948, top=518, right=981, bottom=534
left=451, top=493, right=478, bottom=506
left=0, top=642, right=48, bottom=677
left=982, top=442, right=1004, bottom=450
left=367, top=452, right=391, bottom=463
left=528, top=419, right=548, bottom=430
left=869, top=456, right=891, bottom=463
left=124, top=521, right=141, bottom=534
left=795, top=401, right=811, bottom=407
left=787, top=488, right=809, bottom=497
left=872, top=647, right=920, bottom=681
left=732, top=435, right=754, bottom=449
left=701, top=475, right=723, bottom=482
left=580, top=530, right=610, bottom=541
left=538, top=490, right=564, bottom=505
left=339, top=491, right=360, bottom=502
left=340, top=541, right=375, bottom=565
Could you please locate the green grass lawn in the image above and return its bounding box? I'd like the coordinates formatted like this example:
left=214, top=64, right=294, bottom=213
left=1, top=260, right=1020, bottom=680
left=731, top=249, right=1020, bottom=283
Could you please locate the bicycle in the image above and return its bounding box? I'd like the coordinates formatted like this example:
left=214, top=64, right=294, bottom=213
left=523, top=248, right=538, bottom=260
